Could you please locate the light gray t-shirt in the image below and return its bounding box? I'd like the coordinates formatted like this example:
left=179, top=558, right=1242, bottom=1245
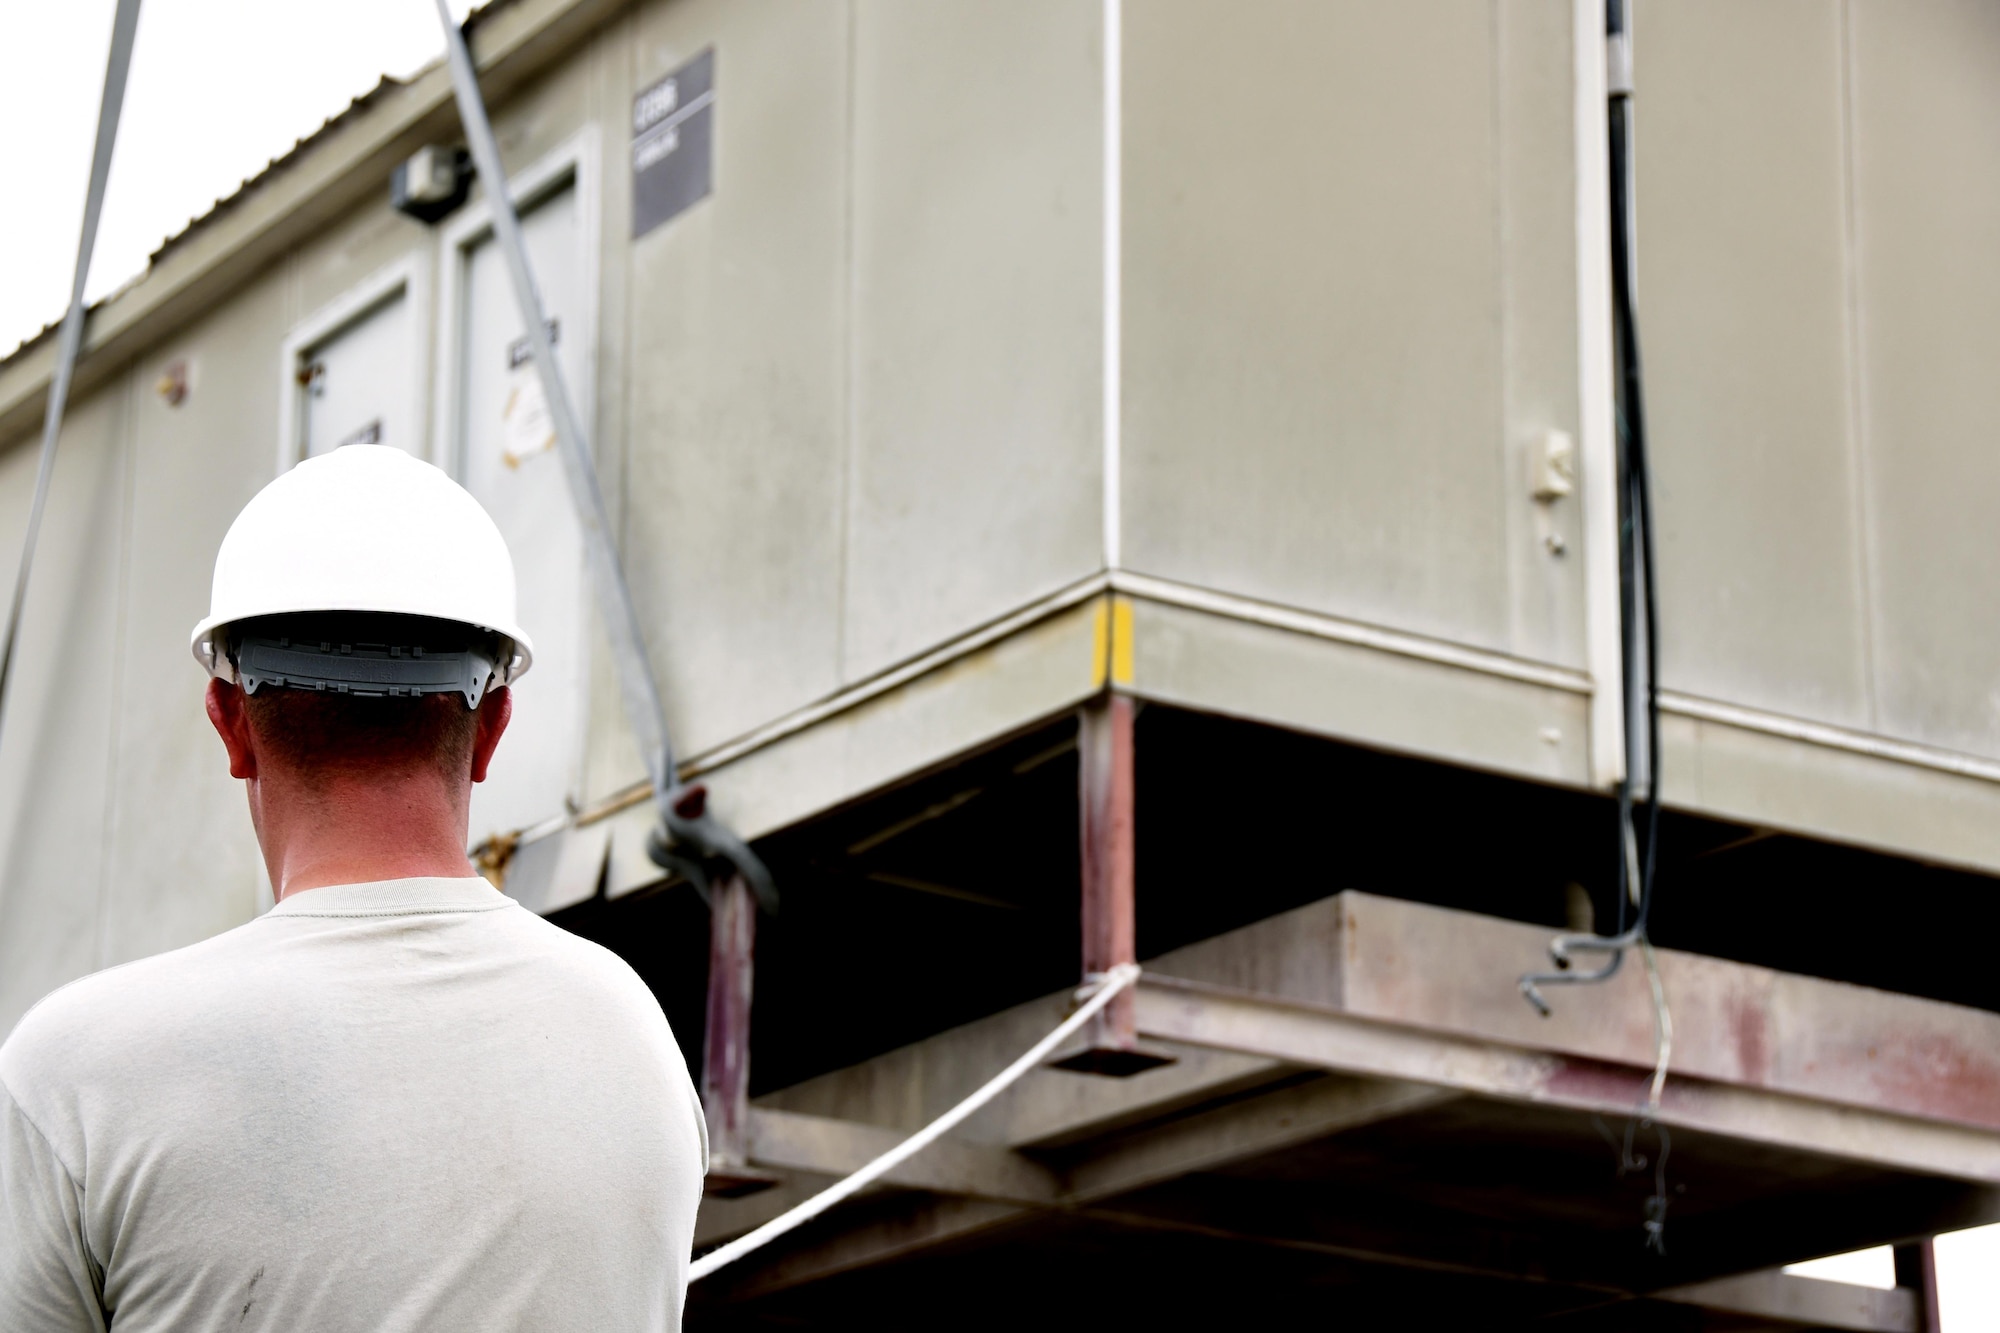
left=0, top=876, right=706, bottom=1332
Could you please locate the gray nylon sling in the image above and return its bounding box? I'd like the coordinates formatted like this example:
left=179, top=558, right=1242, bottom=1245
left=435, top=3, right=772, bottom=909
left=0, top=0, right=143, bottom=748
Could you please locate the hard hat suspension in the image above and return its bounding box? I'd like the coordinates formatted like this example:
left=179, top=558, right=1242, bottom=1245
left=236, top=639, right=497, bottom=710
left=229, top=613, right=505, bottom=710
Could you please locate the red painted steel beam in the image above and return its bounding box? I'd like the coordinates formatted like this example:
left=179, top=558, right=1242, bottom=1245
left=1081, top=694, right=1136, bottom=1041
left=1133, top=973, right=2000, bottom=1185
left=702, top=872, right=776, bottom=1196
left=1059, top=694, right=1170, bottom=1076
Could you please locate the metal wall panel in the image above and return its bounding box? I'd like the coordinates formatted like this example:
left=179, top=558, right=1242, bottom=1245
left=1496, top=0, right=1591, bottom=672
left=455, top=184, right=593, bottom=843
left=99, top=289, right=285, bottom=970
left=1846, top=0, right=2000, bottom=760
left=286, top=208, right=438, bottom=468
left=843, top=0, right=1103, bottom=680
left=7, top=0, right=2000, bottom=986
left=1637, top=0, right=1873, bottom=726
left=0, top=386, right=131, bottom=1034
left=1122, top=0, right=1582, bottom=661
left=616, top=0, right=849, bottom=765
left=299, top=291, right=414, bottom=457
left=292, top=209, right=435, bottom=330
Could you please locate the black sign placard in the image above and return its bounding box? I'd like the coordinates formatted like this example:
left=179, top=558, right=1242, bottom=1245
left=632, top=49, right=714, bottom=239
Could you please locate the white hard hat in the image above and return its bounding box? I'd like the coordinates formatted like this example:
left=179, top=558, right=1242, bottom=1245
left=191, top=445, right=533, bottom=683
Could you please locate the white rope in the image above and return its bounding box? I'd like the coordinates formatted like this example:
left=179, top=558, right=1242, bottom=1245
left=689, top=963, right=1143, bottom=1283
left=1637, top=935, right=1673, bottom=1114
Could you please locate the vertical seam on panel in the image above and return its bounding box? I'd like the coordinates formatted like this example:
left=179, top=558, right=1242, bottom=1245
left=618, top=12, right=639, bottom=580
left=835, top=0, right=859, bottom=683
left=1835, top=0, right=1881, bottom=732
left=598, top=12, right=634, bottom=813
left=1492, top=0, right=1521, bottom=656
left=604, top=18, right=625, bottom=548
left=1101, top=0, right=1122, bottom=573
left=1574, top=0, right=1625, bottom=789
left=94, top=362, right=138, bottom=970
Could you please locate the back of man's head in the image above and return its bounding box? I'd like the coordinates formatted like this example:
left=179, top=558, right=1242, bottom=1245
left=229, top=611, right=496, bottom=788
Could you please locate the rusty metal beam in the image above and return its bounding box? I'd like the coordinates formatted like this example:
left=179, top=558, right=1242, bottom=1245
left=698, top=1095, right=1947, bottom=1326
left=1131, top=973, right=2000, bottom=1185
left=698, top=1194, right=1922, bottom=1332
left=689, top=1078, right=1461, bottom=1300
left=745, top=1107, right=1059, bottom=1205
left=1054, top=693, right=1156, bottom=1073
left=697, top=1176, right=1673, bottom=1309
left=1210, top=891, right=2000, bottom=1136
left=1059, top=1075, right=1452, bottom=1202
left=693, top=889, right=2000, bottom=1308
left=695, top=1186, right=1583, bottom=1307
left=731, top=1075, right=1449, bottom=1215
left=702, top=873, right=776, bottom=1196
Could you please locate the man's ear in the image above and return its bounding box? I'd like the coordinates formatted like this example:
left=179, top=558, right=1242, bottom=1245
left=470, top=687, right=512, bottom=784
left=206, top=678, right=259, bottom=780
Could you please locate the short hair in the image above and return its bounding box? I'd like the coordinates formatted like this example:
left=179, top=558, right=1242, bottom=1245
left=229, top=612, right=489, bottom=784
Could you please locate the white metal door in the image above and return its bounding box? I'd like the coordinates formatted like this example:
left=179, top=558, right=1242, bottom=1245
left=299, top=291, right=414, bottom=457
left=456, top=185, right=590, bottom=844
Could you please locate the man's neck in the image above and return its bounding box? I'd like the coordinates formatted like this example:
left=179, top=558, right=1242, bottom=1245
left=252, top=770, right=479, bottom=901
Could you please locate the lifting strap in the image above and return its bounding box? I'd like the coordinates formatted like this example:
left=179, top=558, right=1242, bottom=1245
left=0, top=0, right=143, bottom=749
left=434, top=2, right=775, bottom=912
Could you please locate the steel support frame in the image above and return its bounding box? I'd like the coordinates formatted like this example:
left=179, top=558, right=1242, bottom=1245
left=702, top=873, right=776, bottom=1195
left=1130, top=973, right=2000, bottom=1186
left=1893, top=1241, right=1942, bottom=1333
left=1057, top=692, right=1169, bottom=1075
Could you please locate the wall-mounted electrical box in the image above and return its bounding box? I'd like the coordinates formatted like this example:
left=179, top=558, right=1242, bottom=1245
left=391, top=145, right=473, bottom=224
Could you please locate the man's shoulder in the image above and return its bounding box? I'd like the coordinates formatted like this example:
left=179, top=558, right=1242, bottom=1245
left=0, top=920, right=267, bottom=1123
left=3, top=923, right=261, bottom=1056
left=492, top=906, right=665, bottom=1018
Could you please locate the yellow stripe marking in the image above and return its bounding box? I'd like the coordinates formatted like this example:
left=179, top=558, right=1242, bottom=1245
left=1110, top=594, right=1134, bottom=685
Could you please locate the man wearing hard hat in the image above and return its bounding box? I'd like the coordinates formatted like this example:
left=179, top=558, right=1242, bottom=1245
left=0, top=446, right=706, bottom=1331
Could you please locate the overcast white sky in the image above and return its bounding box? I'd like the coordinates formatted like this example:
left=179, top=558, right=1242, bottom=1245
left=0, top=1, right=1997, bottom=1324
left=0, top=0, right=474, bottom=356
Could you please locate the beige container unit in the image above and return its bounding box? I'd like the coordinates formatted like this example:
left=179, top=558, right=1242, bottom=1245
left=0, top=0, right=1994, bottom=1318
left=0, top=0, right=1998, bottom=1000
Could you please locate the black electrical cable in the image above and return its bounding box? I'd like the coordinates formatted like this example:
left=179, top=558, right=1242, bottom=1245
left=1519, top=0, right=1674, bottom=1256
left=1607, top=0, right=1663, bottom=944
left=1519, top=0, right=1663, bottom=1010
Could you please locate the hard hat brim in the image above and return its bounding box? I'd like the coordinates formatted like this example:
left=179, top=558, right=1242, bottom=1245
left=191, top=608, right=533, bottom=686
